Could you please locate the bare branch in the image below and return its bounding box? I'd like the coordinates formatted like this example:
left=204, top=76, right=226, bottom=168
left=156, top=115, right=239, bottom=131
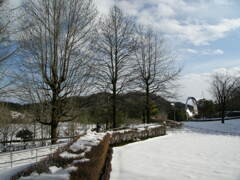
left=133, top=26, right=181, bottom=123
left=92, top=5, right=136, bottom=128
left=210, top=72, right=237, bottom=123
left=17, top=0, right=97, bottom=144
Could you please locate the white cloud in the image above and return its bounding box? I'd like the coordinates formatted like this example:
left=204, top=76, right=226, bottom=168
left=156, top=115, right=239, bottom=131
left=213, top=0, right=233, bottom=6
left=212, top=49, right=224, bottom=55
left=201, top=49, right=224, bottom=55
left=94, top=0, right=114, bottom=15
left=155, top=18, right=240, bottom=46
left=9, top=0, right=240, bottom=46
left=8, top=0, right=21, bottom=8
left=157, top=3, right=175, bottom=17
left=184, top=48, right=224, bottom=55
left=213, top=67, right=240, bottom=76
left=105, top=0, right=240, bottom=46
left=185, top=48, right=198, bottom=54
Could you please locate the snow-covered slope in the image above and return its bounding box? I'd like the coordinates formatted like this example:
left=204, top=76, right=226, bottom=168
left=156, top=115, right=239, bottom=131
left=111, top=120, right=240, bottom=180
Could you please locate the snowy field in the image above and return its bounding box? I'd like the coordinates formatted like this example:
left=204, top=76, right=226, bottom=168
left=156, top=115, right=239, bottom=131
left=111, top=119, right=240, bottom=180
left=184, top=119, right=240, bottom=135
left=1, top=120, right=240, bottom=180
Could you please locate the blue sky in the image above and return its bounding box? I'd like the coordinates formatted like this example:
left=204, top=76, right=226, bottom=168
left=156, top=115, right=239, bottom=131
left=9, top=0, right=240, bottom=101
left=102, top=0, right=240, bottom=101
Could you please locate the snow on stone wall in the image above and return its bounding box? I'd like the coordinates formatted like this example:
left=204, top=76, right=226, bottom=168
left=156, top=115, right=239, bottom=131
left=9, top=124, right=166, bottom=180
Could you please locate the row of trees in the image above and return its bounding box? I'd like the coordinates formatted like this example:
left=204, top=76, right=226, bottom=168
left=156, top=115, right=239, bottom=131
left=1, top=0, right=180, bottom=143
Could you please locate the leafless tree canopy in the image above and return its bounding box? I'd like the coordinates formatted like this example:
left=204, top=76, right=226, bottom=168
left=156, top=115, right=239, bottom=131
left=0, top=0, right=15, bottom=62
left=0, top=103, right=13, bottom=143
left=134, top=27, right=180, bottom=123
left=0, top=0, right=16, bottom=98
left=0, top=1, right=182, bottom=143
left=18, top=0, right=97, bottom=143
left=93, top=6, right=137, bottom=128
left=210, top=73, right=237, bottom=123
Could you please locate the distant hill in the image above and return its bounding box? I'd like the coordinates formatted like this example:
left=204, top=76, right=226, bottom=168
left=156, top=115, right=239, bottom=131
left=173, top=101, right=194, bottom=110
left=172, top=102, right=186, bottom=109
left=0, top=92, right=176, bottom=123
left=64, top=91, right=173, bottom=112
left=0, top=92, right=178, bottom=113
left=0, top=101, right=25, bottom=112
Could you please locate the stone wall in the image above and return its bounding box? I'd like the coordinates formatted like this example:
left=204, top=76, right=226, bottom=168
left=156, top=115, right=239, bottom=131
left=110, top=125, right=166, bottom=146
left=12, top=124, right=166, bottom=180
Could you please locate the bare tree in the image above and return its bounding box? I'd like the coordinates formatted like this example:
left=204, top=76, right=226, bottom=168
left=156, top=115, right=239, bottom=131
left=18, top=0, right=97, bottom=144
left=93, top=6, right=137, bottom=128
left=134, top=27, right=180, bottom=123
left=210, top=73, right=237, bottom=123
left=0, top=0, right=16, bottom=98
left=0, top=104, right=13, bottom=145
left=0, top=104, right=21, bottom=148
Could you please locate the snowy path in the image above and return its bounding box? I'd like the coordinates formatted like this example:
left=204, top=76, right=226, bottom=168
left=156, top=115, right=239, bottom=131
left=111, top=120, right=240, bottom=180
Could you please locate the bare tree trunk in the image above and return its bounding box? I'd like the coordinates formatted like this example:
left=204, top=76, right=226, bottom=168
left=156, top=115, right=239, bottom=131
left=50, top=122, right=58, bottom=144
left=112, top=87, right=117, bottom=128
left=221, top=104, right=225, bottom=124
left=146, top=84, right=150, bottom=123
left=50, top=92, right=58, bottom=144
left=142, top=110, right=146, bottom=123
left=41, top=124, right=44, bottom=146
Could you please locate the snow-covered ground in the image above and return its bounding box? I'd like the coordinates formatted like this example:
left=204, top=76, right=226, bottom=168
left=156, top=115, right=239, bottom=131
left=111, top=119, right=240, bottom=180
left=184, top=119, right=240, bottom=135
left=0, top=143, right=66, bottom=170
left=0, top=130, right=108, bottom=180
left=1, top=120, right=240, bottom=180
left=0, top=123, right=94, bottom=152
left=0, top=164, right=34, bottom=180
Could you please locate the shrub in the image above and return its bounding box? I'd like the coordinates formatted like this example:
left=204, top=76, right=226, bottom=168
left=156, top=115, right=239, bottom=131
left=16, top=129, right=33, bottom=141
